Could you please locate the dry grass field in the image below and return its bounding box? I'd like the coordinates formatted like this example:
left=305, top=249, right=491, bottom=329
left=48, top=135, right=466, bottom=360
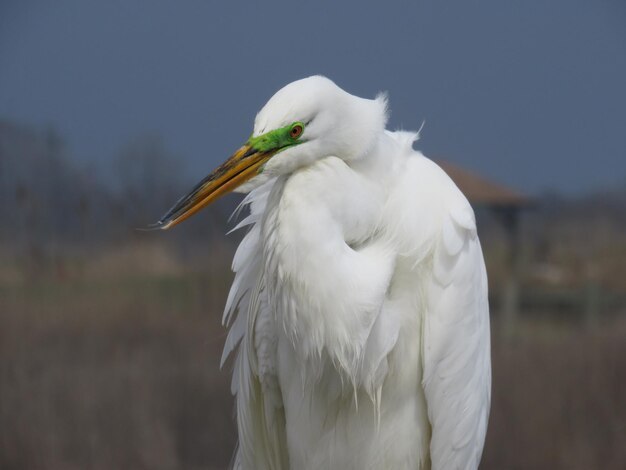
left=1, top=241, right=625, bottom=469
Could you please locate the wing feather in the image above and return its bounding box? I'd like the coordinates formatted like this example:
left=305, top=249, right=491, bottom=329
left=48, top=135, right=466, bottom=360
left=423, top=202, right=491, bottom=470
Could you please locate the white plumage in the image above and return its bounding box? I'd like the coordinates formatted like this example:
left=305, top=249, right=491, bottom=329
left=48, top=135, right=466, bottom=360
left=160, top=76, right=491, bottom=470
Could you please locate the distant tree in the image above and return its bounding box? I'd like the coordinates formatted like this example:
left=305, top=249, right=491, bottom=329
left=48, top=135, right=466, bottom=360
left=113, top=135, right=186, bottom=229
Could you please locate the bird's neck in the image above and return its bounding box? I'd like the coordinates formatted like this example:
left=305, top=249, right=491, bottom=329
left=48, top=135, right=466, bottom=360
left=261, top=153, right=395, bottom=386
left=347, top=131, right=400, bottom=186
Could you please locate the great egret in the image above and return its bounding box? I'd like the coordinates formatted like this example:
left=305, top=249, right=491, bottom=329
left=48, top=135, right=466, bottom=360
left=155, top=76, right=491, bottom=470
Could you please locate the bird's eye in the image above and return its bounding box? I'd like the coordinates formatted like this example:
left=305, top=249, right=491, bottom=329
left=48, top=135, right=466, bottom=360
left=290, top=123, right=304, bottom=139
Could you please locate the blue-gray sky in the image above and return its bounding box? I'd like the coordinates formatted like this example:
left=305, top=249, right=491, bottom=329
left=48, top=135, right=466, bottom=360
left=1, top=0, right=625, bottom=195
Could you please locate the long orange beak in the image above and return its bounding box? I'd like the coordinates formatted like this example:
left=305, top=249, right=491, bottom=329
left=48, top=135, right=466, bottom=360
left=152, top=144, right=274, bottom=229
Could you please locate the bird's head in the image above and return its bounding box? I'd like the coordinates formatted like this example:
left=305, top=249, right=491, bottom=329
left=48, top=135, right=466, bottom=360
left=153, top=75, right=387, bottom=229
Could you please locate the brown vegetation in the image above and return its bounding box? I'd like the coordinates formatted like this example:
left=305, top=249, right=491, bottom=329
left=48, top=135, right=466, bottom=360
left=1, top=244, right=625, bottom=469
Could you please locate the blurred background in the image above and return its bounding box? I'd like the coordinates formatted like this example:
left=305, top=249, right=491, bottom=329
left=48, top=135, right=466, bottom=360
left=1, top=1, right=625, bottom=469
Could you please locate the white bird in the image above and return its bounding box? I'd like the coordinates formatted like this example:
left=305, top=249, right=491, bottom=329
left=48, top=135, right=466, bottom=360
left=155, top=76, right=491, bottom=470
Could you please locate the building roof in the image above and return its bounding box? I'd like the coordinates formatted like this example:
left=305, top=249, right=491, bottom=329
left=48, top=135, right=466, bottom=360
left=436, top=160, right=530, bottom=207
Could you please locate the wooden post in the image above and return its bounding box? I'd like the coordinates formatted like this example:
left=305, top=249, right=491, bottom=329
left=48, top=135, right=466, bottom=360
left=494, top=207, right=522, bottom=337
left=584, top=264, right=600, bottom=329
